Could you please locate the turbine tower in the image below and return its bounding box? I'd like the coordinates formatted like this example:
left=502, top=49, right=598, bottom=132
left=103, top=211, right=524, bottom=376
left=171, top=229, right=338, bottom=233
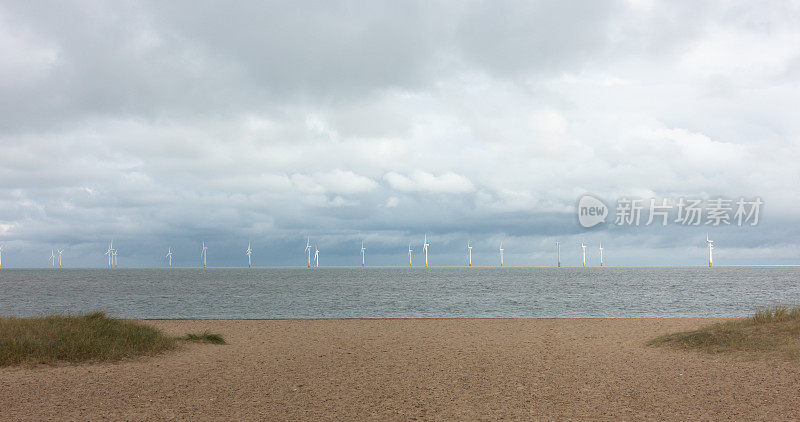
left=581, top=242, right=587, bottom=267
left=467, top=241, right=472, bottom=267
left=105, top=242, right=113, bottom=269
left=361, top=242, right=366, bottom=268
left=201, top=242, right=208, bottom=268
left=166, top=248, right=173, bottom=268
left=112, top=248, right=117, bottom=268
left=499, top=242, right=504, bottom=267
left=49, top=250, right=55, bottom=269
left=305, top=237, right=311, bottom=268
left=599, top=242, right=603, bottom=267
left=408, top=244, right=413, bottom=267
left=423, top=235, right=429, bottom=267
left=314, top=244, right=320, bottom=268
left=556, top=241, right=561, bottom=268
left=0, top=245, right=3, bottom=269
left=706, top=235, right=714, bottom=267
left=57, top=249, right=63, bottom=269
left=246, top=243, right=252, bottom=268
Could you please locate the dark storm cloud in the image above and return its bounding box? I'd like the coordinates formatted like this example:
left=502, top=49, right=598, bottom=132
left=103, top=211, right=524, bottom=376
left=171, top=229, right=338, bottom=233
left=0, top=0, right=634, bottom=130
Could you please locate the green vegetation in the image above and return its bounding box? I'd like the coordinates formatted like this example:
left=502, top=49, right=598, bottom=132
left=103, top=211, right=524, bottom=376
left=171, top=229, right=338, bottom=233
left=182, top=331, right=226, bottom=344
left=0, top=312, right=176, bottom=366
left=0, top=312, right=226, bottom=367
left=649, top=305, right=800, bottom=360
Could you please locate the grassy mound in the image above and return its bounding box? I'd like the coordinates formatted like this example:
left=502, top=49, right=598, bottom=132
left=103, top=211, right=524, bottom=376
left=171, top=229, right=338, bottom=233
left=0, top=312, right=177, bottom=366
left=649, top=306, right=800, bottom=360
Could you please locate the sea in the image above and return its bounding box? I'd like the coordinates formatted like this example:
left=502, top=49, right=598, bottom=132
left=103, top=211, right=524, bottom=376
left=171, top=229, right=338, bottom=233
left=1, top=266, right=798, bottom=319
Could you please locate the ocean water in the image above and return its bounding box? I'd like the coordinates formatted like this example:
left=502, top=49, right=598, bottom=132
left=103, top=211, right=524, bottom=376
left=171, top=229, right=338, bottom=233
left=0, top=267, right=798, bottom=319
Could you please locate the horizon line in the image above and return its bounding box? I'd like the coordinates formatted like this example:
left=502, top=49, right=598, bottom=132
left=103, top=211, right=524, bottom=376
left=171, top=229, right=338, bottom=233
left=2, top=264, right=800, bottom=270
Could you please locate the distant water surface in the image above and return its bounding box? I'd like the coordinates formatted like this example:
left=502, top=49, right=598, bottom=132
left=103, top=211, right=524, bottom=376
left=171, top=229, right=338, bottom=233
left=1, top=267, right=798, bottom=318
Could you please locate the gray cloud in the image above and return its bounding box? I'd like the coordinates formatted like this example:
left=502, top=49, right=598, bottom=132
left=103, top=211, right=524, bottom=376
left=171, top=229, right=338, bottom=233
left=1, top=1, right=799, bottom=267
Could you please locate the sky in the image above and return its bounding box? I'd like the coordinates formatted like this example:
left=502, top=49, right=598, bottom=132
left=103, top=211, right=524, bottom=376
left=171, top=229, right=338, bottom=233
left=1, top=0, right=800, bottom=267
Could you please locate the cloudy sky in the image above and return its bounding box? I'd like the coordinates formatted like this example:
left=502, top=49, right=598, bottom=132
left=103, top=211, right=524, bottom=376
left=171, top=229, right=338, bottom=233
left=1, top=0, right=799, bottom=267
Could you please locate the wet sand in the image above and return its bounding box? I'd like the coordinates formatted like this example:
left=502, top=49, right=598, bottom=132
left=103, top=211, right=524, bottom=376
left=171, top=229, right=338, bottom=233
left=1, top=318, right=799, bottom=420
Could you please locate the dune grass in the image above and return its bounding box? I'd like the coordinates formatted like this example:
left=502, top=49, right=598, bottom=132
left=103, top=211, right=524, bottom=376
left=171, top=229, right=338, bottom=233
left=648, top=305, right=800, bottom=360
left=182, top=331, right=226, bottom=344
left=0, top=312, right=226, bottom=367
left=0, top=312, right=177, bottom=366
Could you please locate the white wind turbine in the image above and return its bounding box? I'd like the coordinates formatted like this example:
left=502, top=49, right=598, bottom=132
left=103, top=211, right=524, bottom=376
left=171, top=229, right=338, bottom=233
left=305, top=237, right=311, bottom=268
left=706, top=235, right=714, bottom=267
left=467, top=241, right=472, bottom=267
left=112, top=248, right=118, bottom=268
left=105, top=242, right=113, bottom=269
left=49, top=249, right=55, bottom=269
left=0, top=245, right=3, bottom=269
left=499, top=241, right=504, bottom=267
left=361, top=242, right=366, bottom=268
left=423, top=235, right=429, bottom=267
left=166, top=248, right=173, bottom=268
left=599, top=242, right=604, bottom=267
left=314, top=244, right=320, bottom=268
left=408, top=243, right=413, bottom=267
left=581, top=242, right=587, bottom=267
left=556, top=241, right=561, bottom=268
left=57, top=249, right=63, bottom=269
left=201, top=241, right=208, bottom=268
left=246, top=243, right=253, bottom=268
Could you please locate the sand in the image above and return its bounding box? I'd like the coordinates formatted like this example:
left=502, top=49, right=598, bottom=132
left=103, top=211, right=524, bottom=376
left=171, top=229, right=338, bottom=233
left=1, top=318, right=799, bottom=420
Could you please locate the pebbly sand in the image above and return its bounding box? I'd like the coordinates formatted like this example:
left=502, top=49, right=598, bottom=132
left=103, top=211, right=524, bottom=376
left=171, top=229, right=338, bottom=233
left=1, top=318, right=799, bottom=420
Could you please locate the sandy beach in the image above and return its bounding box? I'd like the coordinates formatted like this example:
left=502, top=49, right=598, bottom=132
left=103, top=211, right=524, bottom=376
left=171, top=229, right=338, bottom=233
left=1, top=318, right=799, bottom=420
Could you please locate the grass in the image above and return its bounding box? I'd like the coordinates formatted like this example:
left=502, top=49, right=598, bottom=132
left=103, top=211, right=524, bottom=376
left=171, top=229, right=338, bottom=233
left=0, top=312, right=225, bottom=367
left=648, top=305, right=800, bottom=360
left=182, top=331, right=226, bottom=344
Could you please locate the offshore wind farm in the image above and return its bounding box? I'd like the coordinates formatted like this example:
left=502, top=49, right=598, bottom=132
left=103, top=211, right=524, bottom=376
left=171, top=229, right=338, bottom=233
left=0, top=235, right=727, bottom=269
left=4, top=232, right=796, bottom=320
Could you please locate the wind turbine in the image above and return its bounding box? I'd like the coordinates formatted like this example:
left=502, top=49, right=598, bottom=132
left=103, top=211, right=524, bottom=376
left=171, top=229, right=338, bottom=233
left=49, top=250, right=55, bottom=269
left=314, top=244, right=320, bottom=268
left=706, top=235, right=714, bottom=267
left=305, top=237, right=311, bottom=268
left=201, top=241, right=208, bottom=268
left=581, top=242, right=587, bottom=267
left=166, top=248, right=173, bottom=268
left=499, top=241, right=504, bottom=267
left=361, top=242, right=366, bottom=268
left=246, top=243, right=252, bottom=268
left=105, top=242, right=113, bottom=269
left=408, top=244, right=413, bottom=267
left=57, top=249, right=63, bottom=269
left=556, top=241, right=561, bottom=268
left=112, top=248, right=117, bottom=268
left=0, top=245, right=3, bottom=269
left=467, top=241, right=472, bottom=267
left=599, top=242, right=604, bottom=267
left=423, top=235, right=429, bottom=267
